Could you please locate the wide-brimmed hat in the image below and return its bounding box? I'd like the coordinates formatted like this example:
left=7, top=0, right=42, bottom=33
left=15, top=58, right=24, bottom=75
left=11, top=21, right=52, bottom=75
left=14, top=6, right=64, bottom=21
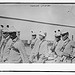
left=0, top=25, right=4, bottom=30
left=39, top=31, right=46, bottom=37
left=54, top=30, right=61, bottom=37
left=2, top=25, right=10, bottom=32
left=61, top=30, right=69, bottom=36
left=8, top=26, right=17, bottom=32
left=31, top=31, right=36, bottom=36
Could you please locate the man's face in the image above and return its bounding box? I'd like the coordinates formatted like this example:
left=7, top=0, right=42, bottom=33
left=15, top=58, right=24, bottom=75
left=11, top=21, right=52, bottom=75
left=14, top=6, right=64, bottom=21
left=3, top=32, right=9, bottom=38
left=39, top=34, right=44, bottom=40
left=32, top=35, right=36, bottom=39
left=62, top=34, right=68, bottom=41
left=61, top=33, right=69, bottom=41
left=9, top=32, right=16, bottom=40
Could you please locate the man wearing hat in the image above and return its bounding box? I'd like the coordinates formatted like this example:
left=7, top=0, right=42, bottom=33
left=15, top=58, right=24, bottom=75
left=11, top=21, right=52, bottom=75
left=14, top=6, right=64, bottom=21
left=0, top=25, right=4, bottom=43
left=36, top=31, right=48, bottom=63
left=0, top=25, right=11, bottom=62
left=51, top=30, right=70, bottom=63
left=30, top=31, right=37, bottom=49
left=51, top=30, right=61, bottom=52
left=54, top=30, right=75, bottom=63
left=52, top=30, right=73, bottom=63
left=54, top=30, right=64, bottom=57
left=59, top=30, right=75, bottom=63
left=29, top=35, right=40, bottom=63
left=45, top=30, right=62, bottom=63
left=0, top=25, right=9, bottom=46
left=2, top=26, right=29, bottom=63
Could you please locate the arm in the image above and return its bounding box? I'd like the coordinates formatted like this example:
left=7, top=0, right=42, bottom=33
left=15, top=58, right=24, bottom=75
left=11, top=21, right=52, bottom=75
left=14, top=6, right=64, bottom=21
left=71, top=41, right=75, bottom=48
left=15, top=41, right=29, bottom=63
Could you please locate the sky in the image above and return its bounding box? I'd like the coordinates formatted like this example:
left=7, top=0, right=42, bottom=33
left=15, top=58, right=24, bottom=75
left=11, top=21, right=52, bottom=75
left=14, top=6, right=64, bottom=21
left=0, top=4, right=75, bottom=40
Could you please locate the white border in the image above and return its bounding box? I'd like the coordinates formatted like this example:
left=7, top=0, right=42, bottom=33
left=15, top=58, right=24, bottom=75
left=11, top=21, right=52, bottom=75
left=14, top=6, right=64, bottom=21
left=0, top=0, right=75, bottom=3
left=0, top=0, right=75, bottom=72
left=0, top=63, right=75, bottom=71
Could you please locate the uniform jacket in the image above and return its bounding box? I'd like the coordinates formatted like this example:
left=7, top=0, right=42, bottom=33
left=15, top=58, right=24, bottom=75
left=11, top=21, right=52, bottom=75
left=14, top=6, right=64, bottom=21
left=63, top=38, right=75, bottom=56
left=3, top=38, right=29, bottom=63
left=55, top=40, right=64, bottom=56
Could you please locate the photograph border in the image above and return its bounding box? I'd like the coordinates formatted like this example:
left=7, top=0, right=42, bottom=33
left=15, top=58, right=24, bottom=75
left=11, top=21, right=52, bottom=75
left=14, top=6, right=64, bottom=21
left=0, top=2, right=75, bottom=73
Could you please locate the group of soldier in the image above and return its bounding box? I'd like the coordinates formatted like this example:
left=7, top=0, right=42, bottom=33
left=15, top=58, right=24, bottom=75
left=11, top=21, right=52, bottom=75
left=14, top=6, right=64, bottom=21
left=0, top=25, right=29, bottom=63
left=0, top=24, right=75, bottom=63
left=29, top=29, right=75, bottom=63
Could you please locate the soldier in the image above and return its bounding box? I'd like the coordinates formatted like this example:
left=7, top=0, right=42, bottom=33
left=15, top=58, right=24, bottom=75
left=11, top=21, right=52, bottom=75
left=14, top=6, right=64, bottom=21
left=2, top=26, right=29, bottom=63
left=54, top=30, right=75, bottom=63
left=37, top=31, right=49, bottom=63
left=45, top=30, right=62, bottom=63
left=60, top=30, right=75, bottom=63
left=30, top=31, right=37, bottom=49
left=0, top=25, right=10, bottom=62
left=29, top=34, right=40, bottom=63
left=54, top=30, right=64, bottom=57
left=0, top=25, right=6, bottom=47
left=0, top=25, right=4, bottom=42
left=51, top=30, right=61, bottom=53
left=0, top=25, right=4, bottom=54
left=53, top=30, right=68, bottom=63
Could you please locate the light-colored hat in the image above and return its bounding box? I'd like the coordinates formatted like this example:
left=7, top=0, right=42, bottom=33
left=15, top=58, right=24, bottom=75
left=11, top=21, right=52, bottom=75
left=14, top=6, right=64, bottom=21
left=54, top=30, right=61, bottom=36
left=2, top=28, right=9, bottom=32
left=2, top=25, right=10, bottom=32
left=61, top=29, right=68, bottom=34
left=1, top=25, right=17, bottom=33
left=8, top=26, right=17, bottom=32
left=31, top=31, right=36, bottom=36
left=39, top=31, right=45, bottom=36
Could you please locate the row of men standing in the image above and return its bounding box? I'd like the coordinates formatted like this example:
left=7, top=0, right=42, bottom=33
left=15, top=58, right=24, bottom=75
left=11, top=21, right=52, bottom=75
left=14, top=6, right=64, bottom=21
left=0, top=24, right=49, bottom=63
left=30, top=29, right=75, bottom=63
left=0, top=24, right=75, bottom=63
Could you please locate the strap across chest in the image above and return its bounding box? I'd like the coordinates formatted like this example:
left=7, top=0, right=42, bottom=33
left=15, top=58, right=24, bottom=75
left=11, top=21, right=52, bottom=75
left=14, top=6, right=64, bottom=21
left=10, top=40, right=20, bottom=53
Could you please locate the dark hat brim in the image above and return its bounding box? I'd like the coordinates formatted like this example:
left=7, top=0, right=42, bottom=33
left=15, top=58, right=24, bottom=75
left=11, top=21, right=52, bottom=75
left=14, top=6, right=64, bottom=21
left=55, top=35, right=61, bottom=38
left=61, top=32, right=69, bottom=36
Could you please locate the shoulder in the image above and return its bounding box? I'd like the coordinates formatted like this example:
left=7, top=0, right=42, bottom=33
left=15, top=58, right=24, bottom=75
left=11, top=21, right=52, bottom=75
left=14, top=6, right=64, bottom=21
left=8, top=39, right=12, bottom=42
left=59, top=40, right=64, bottom=44
left=41, top=40, right=48, bottom=45
left=13, top=39, right=24, bottom=47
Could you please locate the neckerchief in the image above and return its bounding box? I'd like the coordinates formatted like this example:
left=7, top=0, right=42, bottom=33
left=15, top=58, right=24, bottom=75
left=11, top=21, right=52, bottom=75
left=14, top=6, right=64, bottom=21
left=61, top=38, right=70, bottom=51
